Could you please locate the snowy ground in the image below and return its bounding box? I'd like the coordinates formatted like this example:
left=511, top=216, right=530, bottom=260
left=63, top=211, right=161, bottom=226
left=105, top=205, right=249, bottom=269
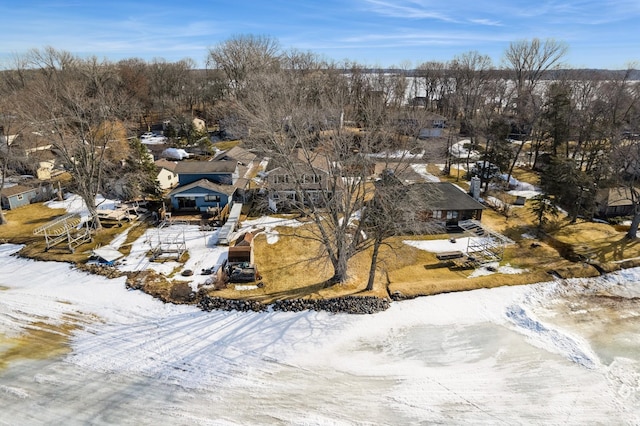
left=2, top=194, right=640, bottom=424
left=46, top=194, right=309, bottom=291
left=1, top=242, right=640, bottom=424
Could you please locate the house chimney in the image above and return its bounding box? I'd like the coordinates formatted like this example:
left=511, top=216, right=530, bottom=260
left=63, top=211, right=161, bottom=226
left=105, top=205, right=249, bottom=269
left=470, top=176, right=481, bottom=200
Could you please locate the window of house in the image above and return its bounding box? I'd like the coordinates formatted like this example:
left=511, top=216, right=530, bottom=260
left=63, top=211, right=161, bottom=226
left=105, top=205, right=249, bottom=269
left=303, top=174, right=320, bottom=184
left=275, top=175, right=289, bottom=184
left=308, top=191, right=320, bottom=202
left=17, top=194, right=24, bottom=201
left=432, top=210, right=442, bottom=219
left=446, top=211, right=458, bottom=220
left=205, top=195, right=221, bottom=202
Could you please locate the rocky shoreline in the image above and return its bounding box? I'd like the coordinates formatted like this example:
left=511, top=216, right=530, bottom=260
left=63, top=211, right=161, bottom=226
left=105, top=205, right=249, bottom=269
left=76, top=263, right=393, bottom=315
left=198, top=294, right=391, bottom=315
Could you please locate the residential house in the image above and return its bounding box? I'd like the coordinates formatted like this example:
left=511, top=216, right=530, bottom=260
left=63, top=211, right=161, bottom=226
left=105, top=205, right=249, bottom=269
left=36, top=160, right=56, bottom=180
left=214, top=146, right=260, bottom=203
left=214, top=145, right=258, bottom=167
left=407, top=182, right=484, bottom=230
left=168, top=160, right=242, bottom=213
left=264, top=150, right=334, bottom=212
left=167, top=178, right=236, bottom=212
left=390, top=113, right=446, bottom=139
left=173, top=161, right=239, bottom=186
left=418, top=113, right=447, bottom=139
left=155, top=159, right=179, bottom=191
left=376, top=174, right=484, bottom=233
left=595, top=187, right=636, bottom=218
left=373, top=162, right=429, bottom=184
left=192, top=117, right=206, bottom=132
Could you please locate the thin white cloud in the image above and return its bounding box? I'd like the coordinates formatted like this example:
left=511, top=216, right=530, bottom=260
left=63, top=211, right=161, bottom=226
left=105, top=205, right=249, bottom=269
left=341, top=29, right=512, bottom=45
left=361, top=0, right=458, bottom=22
left=468, top=18, right=503, bottom=27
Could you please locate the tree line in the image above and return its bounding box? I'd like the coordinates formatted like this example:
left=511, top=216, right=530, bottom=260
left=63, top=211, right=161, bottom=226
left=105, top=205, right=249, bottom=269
left=1, top=36, right=639, bottom=287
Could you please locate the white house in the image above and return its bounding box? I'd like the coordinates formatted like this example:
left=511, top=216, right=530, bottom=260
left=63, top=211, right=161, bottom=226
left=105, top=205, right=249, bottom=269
left=155, top=159, right=179, bottom=190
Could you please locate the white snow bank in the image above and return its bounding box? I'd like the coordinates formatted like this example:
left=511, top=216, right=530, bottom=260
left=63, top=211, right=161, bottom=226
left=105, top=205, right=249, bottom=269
left=238, top=215, right=307, bottom=244
left=45, top=193, right=119, bottom=222
left=410, top=163, right=440, bottom=182
left=449, top=140, right=479, bottom=159
left=2, top=244, right=640, bottom=422
left=140, top=134, right=168, bottom=145
left=404, top=237, right=481, bottom=253
left=468, top=262, right=527, bottom=278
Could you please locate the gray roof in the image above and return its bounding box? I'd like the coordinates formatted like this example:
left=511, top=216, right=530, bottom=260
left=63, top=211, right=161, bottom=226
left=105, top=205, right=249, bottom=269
left=174, top=161, right=237, bottom=174
left=168, top=179, right=237, bottom=197
left=406, top=182, right=485, bottom=211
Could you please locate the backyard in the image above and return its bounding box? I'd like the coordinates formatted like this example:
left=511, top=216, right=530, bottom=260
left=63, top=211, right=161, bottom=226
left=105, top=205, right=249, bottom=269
left=3, top=183, right=640, bottom=306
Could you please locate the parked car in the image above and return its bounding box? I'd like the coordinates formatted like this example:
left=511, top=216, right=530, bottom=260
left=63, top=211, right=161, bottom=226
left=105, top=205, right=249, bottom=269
left=140, top=132, right=168, bottom=145
left=470, top=161, right=500, bottom=180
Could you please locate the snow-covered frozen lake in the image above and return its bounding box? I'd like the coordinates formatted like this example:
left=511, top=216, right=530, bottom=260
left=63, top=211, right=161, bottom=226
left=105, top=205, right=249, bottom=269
left=1, top=242, right=640, bottom=425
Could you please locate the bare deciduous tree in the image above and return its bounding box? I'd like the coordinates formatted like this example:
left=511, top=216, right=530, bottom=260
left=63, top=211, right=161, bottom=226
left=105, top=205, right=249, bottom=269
left=0, top=65, right=28, bottom=225
left=207, top=35, right=282, bottom=101
left=503, top=38, right=568, bottom=182
left=16, top=48, right=133, bottom=229
left=233, top=56, right=438, bottom=286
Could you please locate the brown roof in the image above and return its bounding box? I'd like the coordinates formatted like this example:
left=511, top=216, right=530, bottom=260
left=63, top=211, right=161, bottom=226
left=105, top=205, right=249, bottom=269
left=155, top=159, right=178, bottom=172
left=0, top=184, right=36, bottom=197
left=174, top=160, right=237, bottom=174
left=596, top=187, right=635, bottom=207
left=374, top=162, right=426, bottom=183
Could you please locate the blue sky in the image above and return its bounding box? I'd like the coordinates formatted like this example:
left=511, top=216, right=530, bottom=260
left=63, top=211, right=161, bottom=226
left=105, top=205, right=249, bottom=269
left=2, top=0, right=639, bottom=69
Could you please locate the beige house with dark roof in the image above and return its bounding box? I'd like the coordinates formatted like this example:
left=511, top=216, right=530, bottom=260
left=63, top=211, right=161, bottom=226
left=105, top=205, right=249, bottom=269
left=155, top=159, right=179, bottom=190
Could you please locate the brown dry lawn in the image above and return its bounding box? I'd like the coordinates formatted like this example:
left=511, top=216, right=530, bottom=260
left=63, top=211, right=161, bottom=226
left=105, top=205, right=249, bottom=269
left=0, top=203, right=149, bottom=263
left=212, top=198, right=640, bottom=301
left=223, top=164, right=640, bottom=299
left=5, top=164, right=640, bottom=302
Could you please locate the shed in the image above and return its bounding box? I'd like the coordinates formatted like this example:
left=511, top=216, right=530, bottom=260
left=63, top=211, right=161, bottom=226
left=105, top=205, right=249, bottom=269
left=1, top=185, right=38, bottom=210
left=1, top=182, right=55, bottom=210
